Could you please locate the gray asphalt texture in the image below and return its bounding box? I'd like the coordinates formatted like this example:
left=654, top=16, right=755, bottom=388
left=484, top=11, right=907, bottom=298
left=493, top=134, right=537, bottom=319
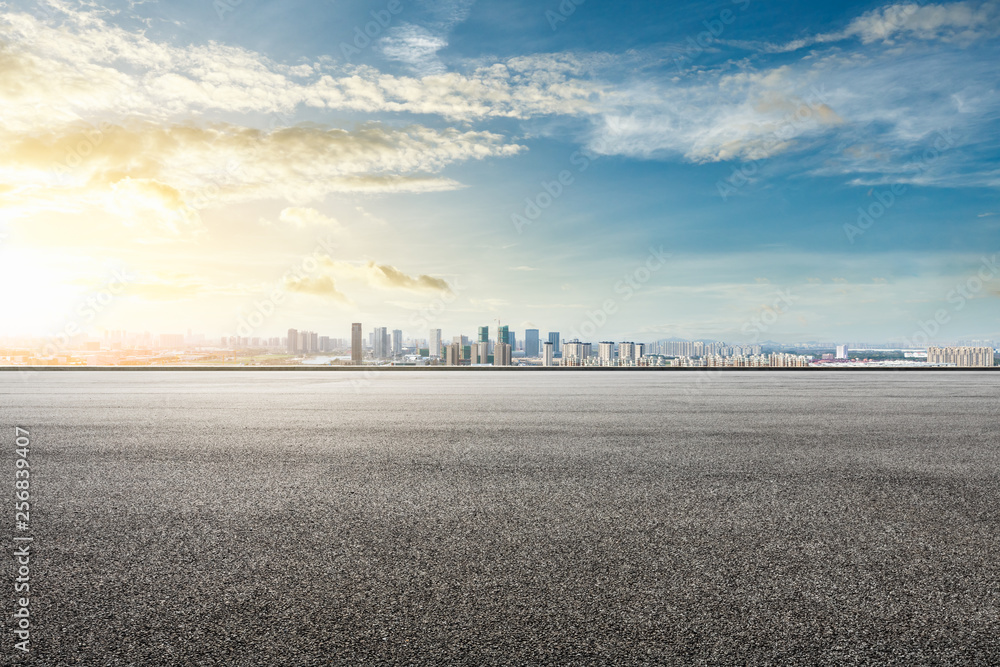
left=2, top=370, right=999, bottom=665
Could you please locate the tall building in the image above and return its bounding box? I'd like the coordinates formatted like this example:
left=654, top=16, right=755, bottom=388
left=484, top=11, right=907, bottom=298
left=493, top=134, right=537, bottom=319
left=494, top=325, right=512, bottom=366
left=469, top=343, right=480, bottom=365
left=445, top=343, right=461, bottom=366
left=618, top=342, right=636, bottom=365
left=598, top=342, right=615, bottom=365
left=836, top=344, right=849, bottom=359
left=562, top=340, right=591, bottom=364
left=524, top=329, right=540, bottom=357
left=372, top=327, right=389, bottom=359
left=310, top=331, right=319, bottom=353
left=478, top=341, right=489, bottom=365
left=494, top=343, right=512, bottom=366
left=429, top=329, right=442, bottom=357
left=548, top=332, right=560, bottom=356
left=351, top=323, right=363, bottom=364
left=392, top=330, right=403, bottom=358
left=158, top=333, right=185, bottom=349
left=543, top=341, right=554, bottom=367
left=287, top=328, right=298, bottom=354
left=478, top=326, right=490, bottom=344
left=927, top=346, right=994, bottom=367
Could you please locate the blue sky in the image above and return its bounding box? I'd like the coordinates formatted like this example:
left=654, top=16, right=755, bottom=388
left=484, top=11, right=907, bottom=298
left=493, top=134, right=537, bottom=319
left=0, top=0, right=998, bottom=344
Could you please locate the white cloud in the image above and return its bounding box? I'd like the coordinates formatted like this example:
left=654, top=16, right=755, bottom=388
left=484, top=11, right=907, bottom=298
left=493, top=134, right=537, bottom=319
left=380, top=24, right=449, bottom=75
left=283, top=275, right=352, bottom=302
left=276, top=207, right=343, bottom=230
left=764, top=1, right=1000, bottom=53
left=0, top=121, right=523, bottom=232
left=322, top=259, right=453, bottom=294
left=584, top=71, right=844, bottom=163
left=0, top=0, right=995, bottom=191
left=0, top=8, right=602, bottom=126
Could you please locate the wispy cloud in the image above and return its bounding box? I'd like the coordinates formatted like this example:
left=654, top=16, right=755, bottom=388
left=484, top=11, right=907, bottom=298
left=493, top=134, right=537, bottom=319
left=283, top=275, right=352, bottom=302
left=0, top=121, right=522, bottom=238
left=271, top=207, right=343, bottom=230
left=755, top=1, right=1000, bottom=53
left=322, top=259, right=453, bottom=294
left=380, top=24, right=450, bottom=75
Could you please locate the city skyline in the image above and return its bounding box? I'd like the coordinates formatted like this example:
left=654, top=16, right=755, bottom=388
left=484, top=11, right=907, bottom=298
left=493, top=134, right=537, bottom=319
left=1, top=1, right=998, bottom=342
left=6, top=320, right=997, bottom=352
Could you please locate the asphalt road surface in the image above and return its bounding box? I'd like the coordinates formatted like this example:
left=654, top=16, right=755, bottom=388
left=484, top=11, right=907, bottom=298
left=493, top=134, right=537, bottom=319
left=2, top=371, right=998, bottom=665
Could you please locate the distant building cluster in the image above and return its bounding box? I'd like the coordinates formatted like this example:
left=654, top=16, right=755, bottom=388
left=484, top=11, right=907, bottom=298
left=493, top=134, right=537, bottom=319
left=675, top=353, right=810, bottom=367
left=646, top=340, right=763, bottom=357
left=2, top=325, right=997, bottom=369
left=927, top=346, right=995, bottom=367
left=284, top=329, right=346, bottom=354
left=558, top=340, right=651, bottom=366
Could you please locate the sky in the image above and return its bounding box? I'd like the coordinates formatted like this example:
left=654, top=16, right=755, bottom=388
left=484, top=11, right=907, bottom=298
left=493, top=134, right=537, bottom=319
left=1, top=0, right=998, bottom=344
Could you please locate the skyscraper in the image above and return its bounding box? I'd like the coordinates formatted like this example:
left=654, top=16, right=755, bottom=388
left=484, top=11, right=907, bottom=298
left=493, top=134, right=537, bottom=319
left=429, top=329, right=442, bottom=357
left=495, top=325, right=511, bottom=366
left=351, top=323, right=363, bottom=364
left=287, top=328, right=298, bottom=354
left=525, top=329, right=540, bottom=357
left=494, top=343, right=511, bottom=366
left=563, top=340, right=591, bottom=364
left=478, top=326, right=490, bottom=343
left=619, top=342, right=636, bottom=365
left=836, top=344, right=849, bottom=359
left=543, top=341, right=554, bottom=366
left=548, top=332, right=560, bottom=356
left=598, top=342, right=615, bottom=365
left=372, top=327, right=388, bottom=359
left=392, top=329, right=402, bottom=358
